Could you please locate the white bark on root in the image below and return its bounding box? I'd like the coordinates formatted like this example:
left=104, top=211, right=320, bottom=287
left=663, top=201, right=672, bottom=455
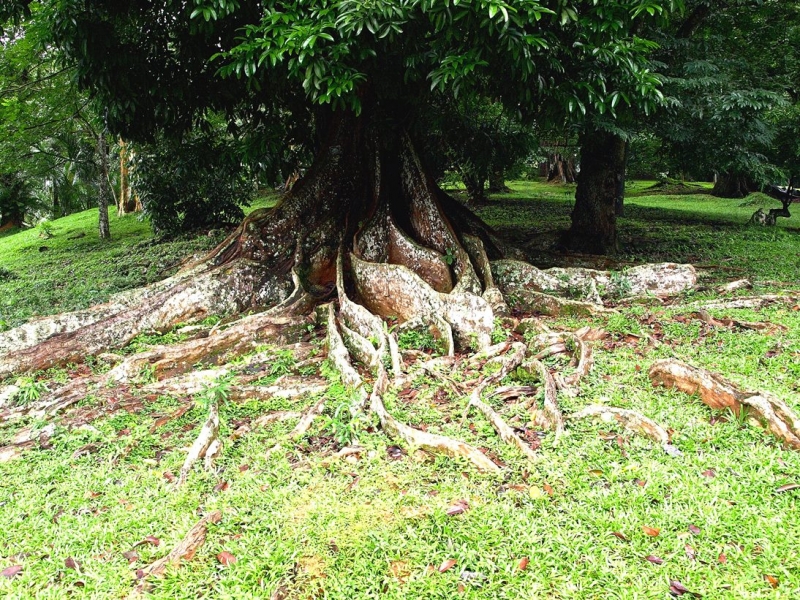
left=351, top=254, right=493, bottom=350
left=716, top=279, right=753, bottom=294
left=525, top=359, right=565, bottom=441
left=692, top=294, right=799, bottom=310
left=690, top=309, right=787, bottom=334
left=491, top=260, right=697, bottom=314
left=0, top=260, right=293, bottom=378
left=649, top=359, right=800, bottom=450
left=232, top=411, right=303, bottom=439
left=176, top=400, right=220, bottom=487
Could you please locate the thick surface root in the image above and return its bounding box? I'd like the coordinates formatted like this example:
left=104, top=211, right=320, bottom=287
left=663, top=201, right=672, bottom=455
left=650, top=359, right=800, bottom=449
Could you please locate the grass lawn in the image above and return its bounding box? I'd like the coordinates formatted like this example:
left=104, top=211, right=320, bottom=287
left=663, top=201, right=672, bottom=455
left=1, top=182, right=799, bottom=599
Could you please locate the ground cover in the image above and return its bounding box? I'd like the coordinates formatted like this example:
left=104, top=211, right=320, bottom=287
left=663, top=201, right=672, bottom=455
left=1, top=183, right=798, bottom=599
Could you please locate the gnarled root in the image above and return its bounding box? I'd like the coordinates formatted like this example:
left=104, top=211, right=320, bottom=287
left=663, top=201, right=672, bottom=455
left=176, top=399, right=221, bottom=487
left=649, top=359, right=800, bottom=449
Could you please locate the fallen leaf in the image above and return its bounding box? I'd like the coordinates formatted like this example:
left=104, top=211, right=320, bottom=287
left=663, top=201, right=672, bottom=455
left=589, top=469, right=604, bottom=477
left=213, top=480, right=229, bottom=493
left=446, top=500, right=469, bottom=516
left=64, top=557, right=82, bottom=572
left=612, top=531, right=629, bottom=542
left=764, top=574, right=779, bottom=588
left=688, top=524, right=701, bottom=535
left=133, top=535, right=161, bottom=548
left=517, top=557, right=529, bottom=571
left=685, top=544, right=697, bottom=561
left=718, top=552, right=727, bottom=564
left=438, top=558, right=456, bottom=573
left=543, top=483, right=554, bottom=496
left=775, top=483, right=800, bottom=494
left=52, top=508, right=65, bottom=524
left=122, top=550, right=139, bottom=564
left=1, top=565, right=23, bottom=578
left=238, top=464, right=250, bottom=472
left=701, top=469, right=716, bottom=478
left=669, top=579, right=701, bottom=597
left=217, top=551, right=237, bottom=567
left=645, top=555, right=664, bottom=565
left=642, top=526, right=660, bottom=537
left=163, top=471, right=177, bottom=483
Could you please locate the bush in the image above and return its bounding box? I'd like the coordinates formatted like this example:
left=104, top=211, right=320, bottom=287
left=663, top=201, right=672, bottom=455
left=132, top=129, right=255, bottom=234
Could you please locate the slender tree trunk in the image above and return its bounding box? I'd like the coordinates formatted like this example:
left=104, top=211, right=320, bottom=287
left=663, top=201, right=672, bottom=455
left=98, top=133, right=112, bottom=240
left=488, top=168, right=510, bottom=193
left=561, top=130, right=626, bottom=255
left=117, top=138, right=137, bottom=215
left=461, top=171, right=488, bottom=204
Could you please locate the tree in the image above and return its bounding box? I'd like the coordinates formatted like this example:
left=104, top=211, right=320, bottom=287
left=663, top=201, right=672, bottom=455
left=0, top=1, right=716, bottom=471
left=0, top=9, right=112, bottom=230
left=648, top=0, right=799, bottom=197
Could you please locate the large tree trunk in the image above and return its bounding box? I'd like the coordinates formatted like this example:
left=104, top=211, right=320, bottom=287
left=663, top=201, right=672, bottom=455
left=0, top=106, right=704, bottom=479
left=712, top=173, right=756, bottom=198
left=561, top=130, right=626, bottom=255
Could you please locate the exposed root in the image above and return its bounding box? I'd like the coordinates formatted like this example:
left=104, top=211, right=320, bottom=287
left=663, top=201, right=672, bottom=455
left=569, top=405, right=680, bottom=455
left=143, top=372, right=328, bottom=401
left=351, top=254, right=493, bottom=349
left=108, top=313, right=307, bottom=383
left=176, top=399, right=220, bottom=486
left=129, top=510, right=222, bottom=597
left=716, top=279, right=753, bottom=294
left=232, top=411, right=302, bottom=439
left=491, top=260, right=696, bottom=315
left=689, top=309, right=787, bottom=334
left=369, top=368, right=500, bottom=472
left=0, top=260, right=290, bottom=378
left=693, top=294, right=799, bottom=310
left=325, top=303, right=364, bottom=390
left=525, top=359, right=565, bottom=440
left=650, top=359, right=800, bottom=450
left=0, top=424, right=55, bottom=463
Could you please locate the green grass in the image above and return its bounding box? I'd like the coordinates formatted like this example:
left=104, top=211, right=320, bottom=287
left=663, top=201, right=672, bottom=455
left=0, top=195, right=279, bottom=330
left=1, top=182, right=799, bottom=599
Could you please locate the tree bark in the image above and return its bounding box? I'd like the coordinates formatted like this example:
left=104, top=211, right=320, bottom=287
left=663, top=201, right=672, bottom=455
left=98, top=132, right=112, bottom=240
left=561, top=130, right=626, bottom=255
